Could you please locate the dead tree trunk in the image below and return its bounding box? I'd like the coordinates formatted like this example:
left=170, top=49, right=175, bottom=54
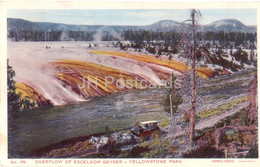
left=190, top=10, right=196, bottom=142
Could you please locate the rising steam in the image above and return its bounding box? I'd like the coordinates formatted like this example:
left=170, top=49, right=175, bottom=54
left=94, top=27, right=123, bottom=48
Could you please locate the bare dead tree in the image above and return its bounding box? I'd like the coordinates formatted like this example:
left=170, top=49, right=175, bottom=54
left=247, top=72, right=257, bottom=125
left=179, top=9, right=202, bottom=142
left=190, top=9, right=199, bottom=142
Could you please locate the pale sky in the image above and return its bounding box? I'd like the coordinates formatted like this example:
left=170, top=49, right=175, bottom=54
left=7, top=9, right=257, bottom=26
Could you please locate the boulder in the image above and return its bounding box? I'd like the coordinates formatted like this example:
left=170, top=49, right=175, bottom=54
left=111, top=132, right=138, bottom=145
left=89, top=136, right=109, bottom=153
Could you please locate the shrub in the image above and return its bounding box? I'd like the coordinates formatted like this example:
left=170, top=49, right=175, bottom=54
left=183, top=146, right=224, bottom=158
left=245, top=144, right=258, bottom=158
left=109, top=143, right=122, bottom=155
left=158, top=118, right=170, bottom=128
left=131, top=145, right=150, bottom=157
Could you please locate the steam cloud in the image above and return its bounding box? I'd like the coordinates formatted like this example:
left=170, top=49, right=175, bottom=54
left=94, top=27, right=123, bottom=48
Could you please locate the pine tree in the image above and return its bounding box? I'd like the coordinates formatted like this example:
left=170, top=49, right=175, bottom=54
left=164, top=72, right=183, bottom=114
left=7, top=60, right=22, bottom=117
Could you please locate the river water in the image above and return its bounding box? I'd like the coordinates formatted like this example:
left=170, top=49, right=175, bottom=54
left=9, top=69, right=255, bottom=158
left=9, top=88, right=169, bottom=157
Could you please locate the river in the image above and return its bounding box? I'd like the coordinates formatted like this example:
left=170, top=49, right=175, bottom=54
left=8, top=69, right=255, bottom=158
left=9, top=88, right=169, bottom=158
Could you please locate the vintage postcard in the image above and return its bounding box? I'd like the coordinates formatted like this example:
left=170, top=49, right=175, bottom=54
left=0, top=1, right=259, bottom=167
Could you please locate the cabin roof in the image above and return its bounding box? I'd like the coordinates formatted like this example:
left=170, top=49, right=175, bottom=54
left=139, top=120, right=158, bottom=125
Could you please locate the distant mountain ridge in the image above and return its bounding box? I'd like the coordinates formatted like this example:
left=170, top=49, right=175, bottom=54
left=7, top=18, right=256, bottom=33
left=142, top=20, right=181, bottom=31
left=203, top=19, right=256, bottom=32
